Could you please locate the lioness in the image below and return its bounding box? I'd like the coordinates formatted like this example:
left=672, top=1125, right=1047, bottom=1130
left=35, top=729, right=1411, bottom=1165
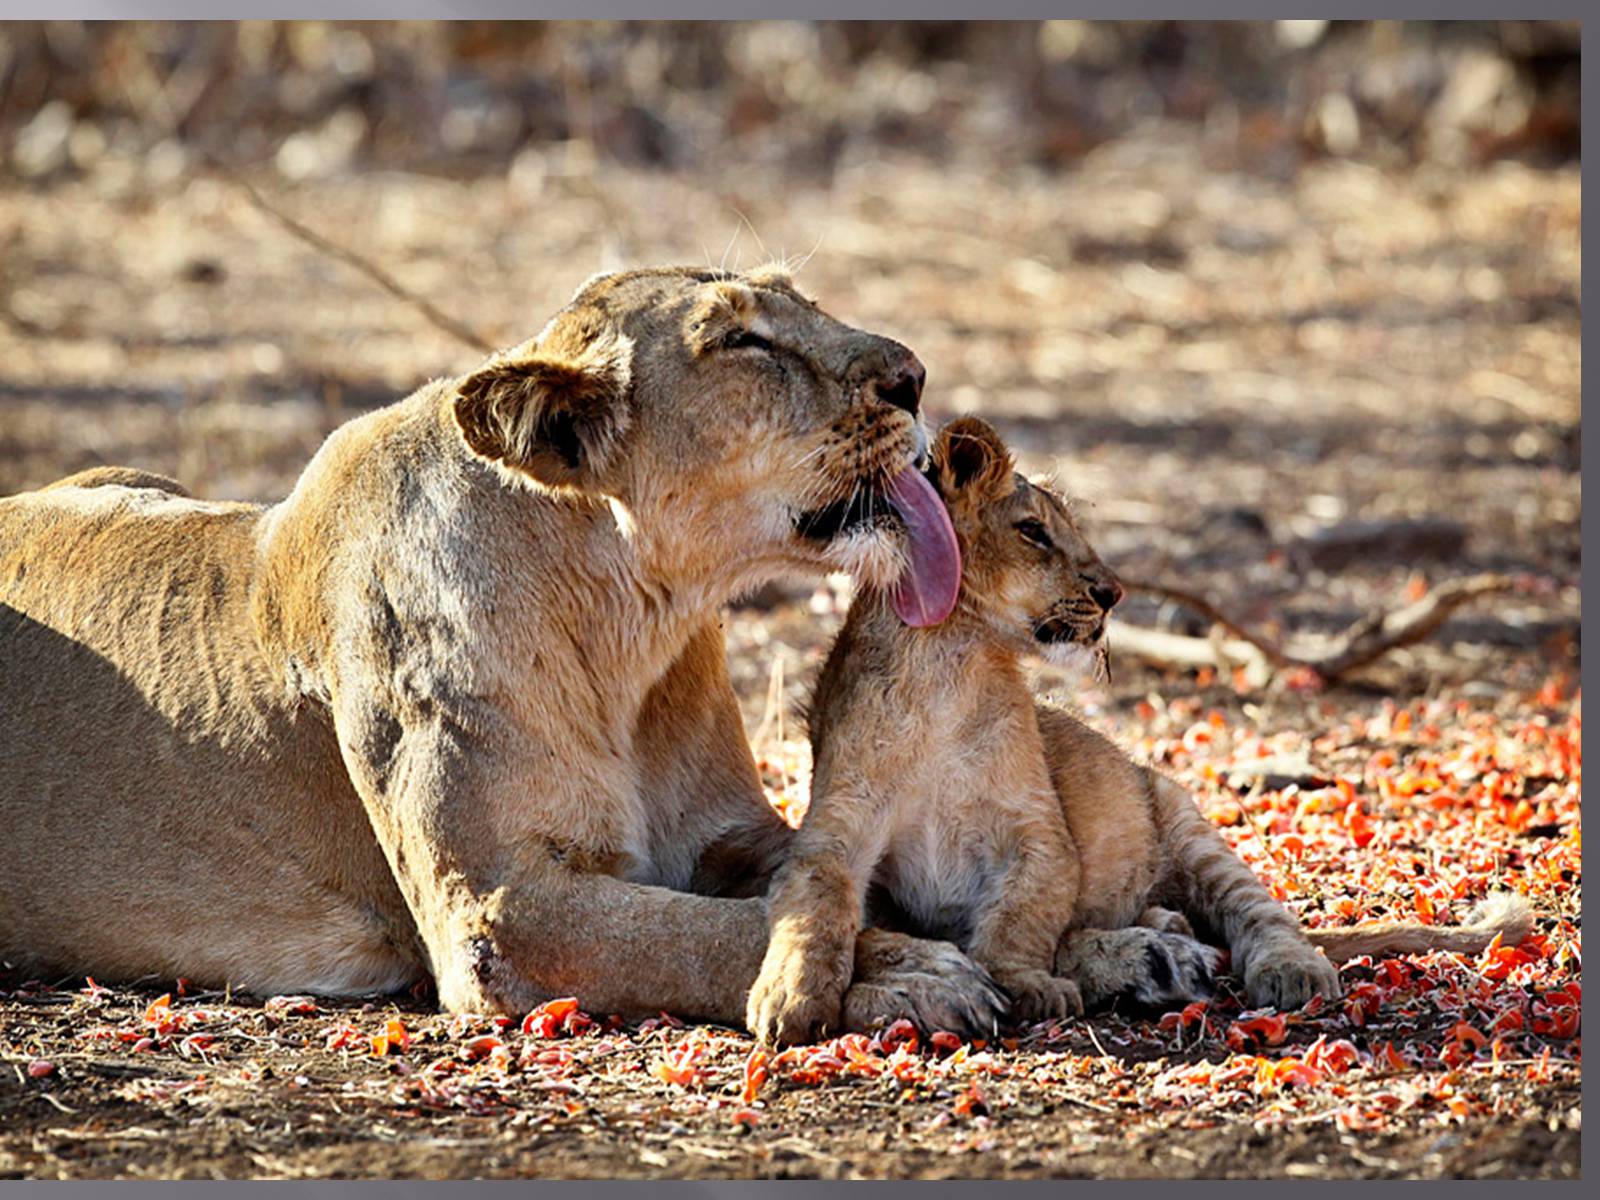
left=0, top=265, right=1004, bottom=1033
left=747, top=417, right=1532, bottom=1044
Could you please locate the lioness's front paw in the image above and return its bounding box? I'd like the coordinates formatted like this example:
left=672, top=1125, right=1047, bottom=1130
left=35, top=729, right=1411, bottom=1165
left=1243, top=948, right=1341, bottom=1011
left=746, top=949, right=849, bottom=1047
left=991, top=966, right=1083, bottom=1025
left=841, top=929, right=1009, bottom=1038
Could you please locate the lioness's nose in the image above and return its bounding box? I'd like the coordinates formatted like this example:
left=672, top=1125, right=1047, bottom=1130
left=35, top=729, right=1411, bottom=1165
left=870, top=353, right=926, bottom=415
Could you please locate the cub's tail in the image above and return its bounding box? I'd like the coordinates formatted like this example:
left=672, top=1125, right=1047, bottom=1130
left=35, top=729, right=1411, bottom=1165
left=1305, top=892, right=1534, bottom=963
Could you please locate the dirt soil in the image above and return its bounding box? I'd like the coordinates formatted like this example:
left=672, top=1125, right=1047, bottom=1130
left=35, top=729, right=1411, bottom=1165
left=0, top=133, right=1581, bottom=1179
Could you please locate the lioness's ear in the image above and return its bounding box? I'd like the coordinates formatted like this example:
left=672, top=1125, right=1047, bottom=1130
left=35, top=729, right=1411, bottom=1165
left=932, top=416, right=1014, bottom=501
left=453, top=332, right=633, bottom=490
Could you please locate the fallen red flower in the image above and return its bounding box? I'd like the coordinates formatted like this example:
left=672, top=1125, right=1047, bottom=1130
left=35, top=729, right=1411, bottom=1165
left=370, top=1017, right=410, bottom=1057
left=1225, top=1014, right=1288, bottom=1052
left=521, top=997, right=594, bottom=1039
left=742, top=1047, right=770, bottom=1104
left=952, top=1080, right=988, bottom=1118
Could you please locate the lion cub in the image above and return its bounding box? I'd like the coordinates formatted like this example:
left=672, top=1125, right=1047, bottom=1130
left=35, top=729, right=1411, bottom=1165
left=746, top=418, right=1534, bottom=1046
left=746, top=417, right=1117, bottom=1045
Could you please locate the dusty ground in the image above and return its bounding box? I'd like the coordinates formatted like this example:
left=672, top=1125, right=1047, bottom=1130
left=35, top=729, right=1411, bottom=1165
left=0, top=131, right=1581, bottom=1178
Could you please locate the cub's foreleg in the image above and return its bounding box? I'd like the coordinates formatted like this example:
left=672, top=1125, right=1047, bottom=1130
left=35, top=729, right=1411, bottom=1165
left=1147, top=773, right=1340, bottom=1009
left=965, top=796, right=1084, bottom=1023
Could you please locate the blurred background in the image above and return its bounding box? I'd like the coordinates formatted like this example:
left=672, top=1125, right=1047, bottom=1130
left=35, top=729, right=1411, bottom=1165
left=0, top=20, right=1581, bottom=718
left=1, top=21, right=1581, bottom=179
left=1, top=25, right=1582, bottom=1179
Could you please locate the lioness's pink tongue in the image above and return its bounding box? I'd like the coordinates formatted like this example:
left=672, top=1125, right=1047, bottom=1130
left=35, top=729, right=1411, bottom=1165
left=884, top=466, right=961, bottom=628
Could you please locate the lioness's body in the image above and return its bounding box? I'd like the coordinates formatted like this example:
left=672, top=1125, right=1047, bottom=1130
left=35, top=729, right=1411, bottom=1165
left=2, top=470, right=415, bottom=993
left=1, top=266, right=1003, bottom=1034
left=1, top=391, right=740, bottom=997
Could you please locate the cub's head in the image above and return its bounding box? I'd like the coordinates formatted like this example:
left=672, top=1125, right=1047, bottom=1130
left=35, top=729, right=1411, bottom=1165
left=453, top=264, right=955, bottom=610
left=928, top=416, right=1123, bottom=674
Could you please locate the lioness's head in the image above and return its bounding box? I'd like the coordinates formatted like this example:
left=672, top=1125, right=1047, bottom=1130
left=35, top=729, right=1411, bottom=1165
left=452, top=265, right=958, bottom=616
left=928, top=417, right=1123, bottom=674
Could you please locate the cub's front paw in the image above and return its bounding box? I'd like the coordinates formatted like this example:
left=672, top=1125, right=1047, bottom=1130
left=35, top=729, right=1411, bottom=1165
left=991, top=965, right=1083, bottom=1025
left=1243, top=947, right=1341, bottom=1011
left=746, top=947, right=849, bottom=1047
left=1138, top=905, right=1195, bottom=937
left=1056, top=927, right=1224, bottom=1011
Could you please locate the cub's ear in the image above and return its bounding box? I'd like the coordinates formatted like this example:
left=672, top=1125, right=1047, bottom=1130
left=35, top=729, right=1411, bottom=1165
left=932, top=416, right=1014, bottom=501
left=453, top=331, right=633, bottom=490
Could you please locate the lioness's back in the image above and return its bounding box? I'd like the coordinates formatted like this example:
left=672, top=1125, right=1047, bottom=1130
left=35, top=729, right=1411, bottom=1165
left=1, top=479, right=264, bottom=706
left=0, top=476, right=412, bottom=993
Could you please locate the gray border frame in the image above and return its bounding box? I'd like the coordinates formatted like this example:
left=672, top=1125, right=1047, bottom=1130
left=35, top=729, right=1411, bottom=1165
left=0, top=6, right=1586, bottom=1193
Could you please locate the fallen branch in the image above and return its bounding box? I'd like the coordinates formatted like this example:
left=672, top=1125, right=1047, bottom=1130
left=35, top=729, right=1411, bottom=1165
left=1313, top=573, right=1516, bottom=678
left=212, top=162, right=494, bottom=356
left=1115, top=573, right=1515, bottom=686
left=1119, top=578, right=1298, bottom=671
left=1107, top=621, right=1278, bottom=690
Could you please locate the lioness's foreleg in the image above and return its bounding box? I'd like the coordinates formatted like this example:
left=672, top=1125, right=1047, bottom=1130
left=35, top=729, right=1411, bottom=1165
left=463, top=869, right=776, bottom=1019
left=466, top=863, right=1007, bottom=1032
left=744, top=775, right=889, bottom=1045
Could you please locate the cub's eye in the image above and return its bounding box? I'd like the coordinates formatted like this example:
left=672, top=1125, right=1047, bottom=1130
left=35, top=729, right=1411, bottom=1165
left=722, top=328, right=773, bottom=353
left=1015, top=518, right=1053, bottom=549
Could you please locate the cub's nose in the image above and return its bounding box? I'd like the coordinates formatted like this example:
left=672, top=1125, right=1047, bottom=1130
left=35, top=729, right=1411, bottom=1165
left=1088, top=575, right=1124, bottom=613
left=871, top=354, right=926, bottom=415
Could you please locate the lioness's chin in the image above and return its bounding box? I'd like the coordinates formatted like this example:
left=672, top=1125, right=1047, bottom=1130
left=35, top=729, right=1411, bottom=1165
left=1036, top=638, right=1102, bottom=683
left=821, top=522, right=908, bottom=591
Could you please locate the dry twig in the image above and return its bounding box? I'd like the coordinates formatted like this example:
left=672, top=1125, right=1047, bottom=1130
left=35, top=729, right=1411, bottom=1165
left=1115, top=573, right=1516, bottom=686
left=212, top=163, right=494, bottom=356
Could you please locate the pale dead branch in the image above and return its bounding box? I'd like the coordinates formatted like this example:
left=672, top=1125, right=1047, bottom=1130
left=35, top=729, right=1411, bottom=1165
left=1312, top=573, right=1517, bottom=678
left=1115, top=573, right=1516, bottom=686
left=215, top=164, right=495, bottom=357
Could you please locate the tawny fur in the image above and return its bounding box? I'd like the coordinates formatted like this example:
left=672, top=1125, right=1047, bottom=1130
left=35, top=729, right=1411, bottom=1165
left=750, top=416, right=1536, bottom=1037
left=748, top=417, right=1123, bottom=1045
left=1303, top=892, right=1533, bottom=962
left=0, top=265, right=1004, bottom=1032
